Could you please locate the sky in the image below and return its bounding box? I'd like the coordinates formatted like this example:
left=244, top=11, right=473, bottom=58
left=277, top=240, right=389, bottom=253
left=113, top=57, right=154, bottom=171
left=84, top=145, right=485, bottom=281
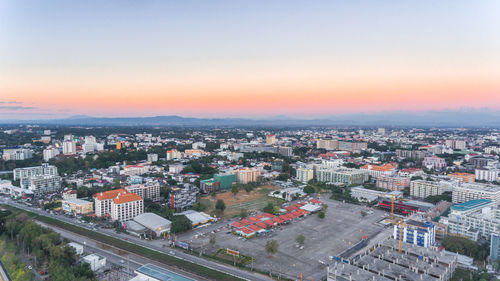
left=1, top=0, right=500, bottom=119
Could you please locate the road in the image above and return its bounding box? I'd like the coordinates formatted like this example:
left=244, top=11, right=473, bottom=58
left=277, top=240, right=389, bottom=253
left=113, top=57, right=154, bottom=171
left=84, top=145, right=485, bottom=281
left=1, top=197, right=273, bottom=281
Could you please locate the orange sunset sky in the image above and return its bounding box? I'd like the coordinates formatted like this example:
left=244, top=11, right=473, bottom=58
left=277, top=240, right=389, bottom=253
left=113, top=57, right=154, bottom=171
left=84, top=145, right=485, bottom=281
left=1, top=0, right=499, bottom=119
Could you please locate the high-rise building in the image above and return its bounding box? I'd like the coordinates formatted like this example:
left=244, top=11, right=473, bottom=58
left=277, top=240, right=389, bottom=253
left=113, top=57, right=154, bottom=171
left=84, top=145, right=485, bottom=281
left=410, top=180, right=448, bottom=199
left=445, top=140, right=466, bottom=150
left=475, top=166, right=499, bottom=182
left=94, top=188, right=144, bottom=220
left=266, top=134, right=276, bottom=145
left=491, top=232, right=500, bottom=261
left=316, top=139, right=339, bottom=151
left=393, top=219, right=435, bottom=248
left=315, top=168, right=369, bottom=185
left=27, top=175, right=62, bottom=195
left=440, top=200, right=499, bottom=242
left=296, top=167, right=314, bottom=183
left=422, top=156, right=447, bottom=170
left=14, top=164, right=58, bottom=189
left=166, top=149, right=182, bottom=160
left=125, top=181, right=161, bottom=202
left=2, top=148, right=33, bottom=161
left=62, top=140, right=76, bottom=155
left=111, top=192, right=144, bottom=222
left=147, top=153, right=158, bottom=162
left=338, top=141, right=367, bottom=153
left=376, top=175, right=410, bottom=191
left=233, top=167, right=261, bottom=184
left=43, top=147, right=60, bottom=161
left=169, top=184, right=198, bottom=210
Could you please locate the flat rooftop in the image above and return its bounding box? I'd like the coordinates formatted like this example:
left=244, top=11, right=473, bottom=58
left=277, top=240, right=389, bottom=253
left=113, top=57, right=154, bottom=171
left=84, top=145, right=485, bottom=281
left=135, top=264, right=194, bottom=281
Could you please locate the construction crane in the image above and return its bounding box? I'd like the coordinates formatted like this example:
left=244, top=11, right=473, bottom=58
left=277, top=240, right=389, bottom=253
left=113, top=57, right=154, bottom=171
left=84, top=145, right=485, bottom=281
left=396, top=218, right=407, bottom=253
left=391, top=195, right=395, bottom=220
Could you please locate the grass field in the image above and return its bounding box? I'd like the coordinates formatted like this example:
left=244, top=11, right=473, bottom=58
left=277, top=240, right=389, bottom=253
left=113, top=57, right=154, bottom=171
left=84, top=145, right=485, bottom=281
left=200, top=185, right=282, bottom=219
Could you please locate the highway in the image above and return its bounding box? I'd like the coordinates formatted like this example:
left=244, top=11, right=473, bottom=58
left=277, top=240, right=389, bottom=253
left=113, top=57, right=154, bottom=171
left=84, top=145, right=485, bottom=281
left=0, top=197, right=273, bottom=281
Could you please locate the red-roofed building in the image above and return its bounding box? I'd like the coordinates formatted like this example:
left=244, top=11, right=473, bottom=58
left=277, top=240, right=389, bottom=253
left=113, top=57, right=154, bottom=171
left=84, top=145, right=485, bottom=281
left=248, top=217, right=260, bottom=223
left=248, top=224, right=263, bottom=232
left=231, top=221, right=244, bottom=228
left=256, top=222, right=268, bottom=229
left=262, top=213, right=274, bottom=218
left=236, top=227, right=255, bottom=238
left=309, top=199, right=322, bottom=205
left=240, top=219, right=252, bottom=225
left=264, top=220, right=275, bottom=227
left=111, top=192, right=143, bottom=222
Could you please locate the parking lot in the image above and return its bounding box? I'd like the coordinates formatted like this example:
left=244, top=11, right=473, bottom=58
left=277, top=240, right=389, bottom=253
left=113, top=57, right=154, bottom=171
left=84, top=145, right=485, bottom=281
left=184, top=197, right=387, bottom=281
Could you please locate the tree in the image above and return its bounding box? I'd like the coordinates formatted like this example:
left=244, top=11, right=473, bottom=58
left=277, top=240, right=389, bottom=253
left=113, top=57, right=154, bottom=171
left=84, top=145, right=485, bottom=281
left=360, top=211, right=367, bottom=217
left=239, top=208, right=248, bottom=219
left=231, top=185, right=239, bottom=196
left=171, top=215, right=192, bottom=233
left=209, top=233, right=216, bottom=247
left=263, top=203, right=274, bottom=214
left=215, top=199, right=226, bottom=212
left=303, top=185, right=315, bottom=194
left=265, top=239, right=279, bottom=256
left=318, top=211, right=325, bottom=219
left=296, top=234, right=305, bottom=246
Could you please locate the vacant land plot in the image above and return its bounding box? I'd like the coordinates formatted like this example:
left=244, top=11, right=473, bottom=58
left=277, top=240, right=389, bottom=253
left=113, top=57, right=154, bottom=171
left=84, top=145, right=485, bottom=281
left=193, top=197, right=388, bottom=281
left=200, top=185, right=281, bottom=219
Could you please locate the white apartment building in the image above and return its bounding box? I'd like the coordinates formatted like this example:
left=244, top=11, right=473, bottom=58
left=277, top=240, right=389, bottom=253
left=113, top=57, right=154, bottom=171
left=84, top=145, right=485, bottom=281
left=166, top=150, right=182, bottom=160
left=315, top=168, right=369, bottom=185
left=296, top=167, right=314, bottom=183
left=2, top=148, right=33, bottom=161
left=28, top=175, right=62, bottom=195
left=147, top=153, right=158, bottom=162
left=452, top=183, right=500, bottom=205
left=94, top=189, right=130, bottom=217
left=475, top=166, right=499, bottom=182
left=14, top=164, right=58, bottom=189
left=43, top=147, right=59, bottom=161
left=168, top=164, right=184, bottom=175
left=111, top=192, right=144, bottom=222
left=410, top=180, right=447, bottom=199
left=62, top=140, right=76, bottom=155
left=440, top=201, right=500, bottom=242
left=125, top=181, right=161, bottom=202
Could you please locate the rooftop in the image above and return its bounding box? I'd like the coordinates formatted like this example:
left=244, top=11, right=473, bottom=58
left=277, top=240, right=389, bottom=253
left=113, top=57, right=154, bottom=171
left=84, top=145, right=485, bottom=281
left=135, top=263, right=194, bottom=281
left=113, top=192, right=142, bottom=204
left=451, top=199, right=493, bottom=212
left=93, top=188, right=129, bottom=200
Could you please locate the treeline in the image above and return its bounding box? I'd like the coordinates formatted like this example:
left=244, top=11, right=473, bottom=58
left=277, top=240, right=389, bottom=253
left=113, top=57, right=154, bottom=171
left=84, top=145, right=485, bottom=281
left=49, top=149, right=148, bottom=175
left=1, top=210, right=95, bottom=281
left=441, top=235, right=490, bottom=261
left=424, top=191, right=452, bottom=204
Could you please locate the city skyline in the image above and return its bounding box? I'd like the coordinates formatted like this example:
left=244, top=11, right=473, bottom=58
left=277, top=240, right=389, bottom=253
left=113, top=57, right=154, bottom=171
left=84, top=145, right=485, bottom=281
left=1, top=0, right=500, bottom=119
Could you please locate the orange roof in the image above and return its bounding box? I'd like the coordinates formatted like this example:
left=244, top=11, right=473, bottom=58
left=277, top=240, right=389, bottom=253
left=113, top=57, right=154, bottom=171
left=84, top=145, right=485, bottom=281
left=361, top=163, right=395, bottom=172
left=113, top=193, right=142, bottom=204
left=93, top=189, right=129, bottom=200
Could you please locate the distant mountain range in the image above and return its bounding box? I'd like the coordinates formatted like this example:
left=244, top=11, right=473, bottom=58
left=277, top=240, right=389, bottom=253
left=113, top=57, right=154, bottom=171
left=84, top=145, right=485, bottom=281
left=3, top=110, right=500, bottom=127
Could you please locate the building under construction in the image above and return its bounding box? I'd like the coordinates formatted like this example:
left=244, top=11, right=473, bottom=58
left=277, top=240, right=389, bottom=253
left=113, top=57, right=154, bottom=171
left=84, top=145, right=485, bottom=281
left=327, top=239, right=457, bottom=281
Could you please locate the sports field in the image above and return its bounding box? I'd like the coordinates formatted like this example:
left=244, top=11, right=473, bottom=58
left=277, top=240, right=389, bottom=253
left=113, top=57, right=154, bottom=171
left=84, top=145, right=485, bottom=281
left=200, top=185, right=282, bottom=219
